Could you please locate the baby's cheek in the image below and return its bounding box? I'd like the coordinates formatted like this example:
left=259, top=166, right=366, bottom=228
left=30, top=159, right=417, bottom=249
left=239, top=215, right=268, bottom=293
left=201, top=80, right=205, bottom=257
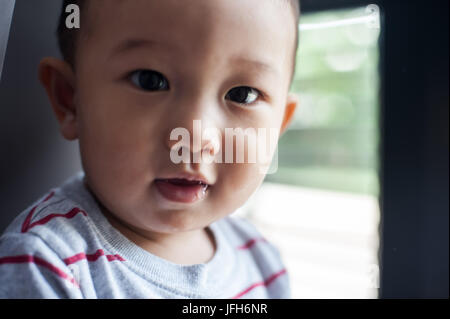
left=80, top=127, right=153, bottom=199
left=217, top=163, right=264, bottom=204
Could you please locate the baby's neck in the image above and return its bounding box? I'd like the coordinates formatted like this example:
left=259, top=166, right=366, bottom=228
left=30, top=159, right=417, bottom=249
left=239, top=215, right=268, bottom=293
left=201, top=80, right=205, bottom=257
left=95, top=203, right=215, bottom=265
left=104, top=209, right=216, bottom=265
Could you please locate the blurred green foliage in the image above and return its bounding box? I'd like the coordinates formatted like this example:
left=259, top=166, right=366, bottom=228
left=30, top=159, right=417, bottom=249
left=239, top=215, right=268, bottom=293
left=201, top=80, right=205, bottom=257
left=266, top=7, right=381, bottom=196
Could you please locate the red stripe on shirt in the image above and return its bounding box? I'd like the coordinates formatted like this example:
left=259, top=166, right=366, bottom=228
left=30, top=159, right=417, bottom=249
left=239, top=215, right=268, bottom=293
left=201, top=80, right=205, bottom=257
left=231, top=268, right=287, bottom=299
left=22, top=202, right=88, bottom=233
left=0, top=254, right=79, bottom=288
left=21, top=191, right=55, bottom=233
left=24, top=207, right=88, bottom=233
left=64, top=249, right=125, bottom=265
left=237, top=237, right=267, bottom=250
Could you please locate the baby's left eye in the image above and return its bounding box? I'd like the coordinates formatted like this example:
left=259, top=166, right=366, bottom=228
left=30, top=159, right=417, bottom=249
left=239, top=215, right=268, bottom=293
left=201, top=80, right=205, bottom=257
left=225, top=86, right=261, bottom=105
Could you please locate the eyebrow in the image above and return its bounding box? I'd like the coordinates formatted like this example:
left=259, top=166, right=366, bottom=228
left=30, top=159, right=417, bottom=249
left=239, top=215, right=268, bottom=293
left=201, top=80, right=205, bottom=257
left=229, top=57, right=279, bottom=75
left=109, top=38, right=173, bottom=59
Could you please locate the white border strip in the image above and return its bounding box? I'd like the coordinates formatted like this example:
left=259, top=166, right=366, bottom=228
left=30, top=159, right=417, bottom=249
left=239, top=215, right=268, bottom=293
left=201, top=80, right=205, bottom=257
left=0, top=0, right=16, bottom=81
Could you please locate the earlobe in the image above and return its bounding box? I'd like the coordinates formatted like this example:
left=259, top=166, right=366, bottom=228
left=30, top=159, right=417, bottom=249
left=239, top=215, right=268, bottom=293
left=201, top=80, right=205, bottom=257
left=38, top=57, right=78, bottom=140
left=279, top=93, right=299, bottom=136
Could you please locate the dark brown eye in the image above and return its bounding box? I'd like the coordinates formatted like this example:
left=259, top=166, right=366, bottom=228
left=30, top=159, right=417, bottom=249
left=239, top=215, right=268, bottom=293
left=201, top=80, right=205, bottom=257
left=226, top=86, right=260, bottom=105
left=130, top=70, right=169, bottom=91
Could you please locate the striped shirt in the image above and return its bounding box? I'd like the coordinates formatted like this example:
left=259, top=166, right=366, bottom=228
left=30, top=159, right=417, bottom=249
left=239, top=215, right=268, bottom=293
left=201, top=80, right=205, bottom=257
left=0, top=172, right=290, bottom=298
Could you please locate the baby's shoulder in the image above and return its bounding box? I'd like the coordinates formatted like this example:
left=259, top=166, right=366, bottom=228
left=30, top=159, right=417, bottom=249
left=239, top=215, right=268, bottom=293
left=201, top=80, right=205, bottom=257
left=218, top=215, right=264, bottom=240
left=1, top=189, right=96, bottom=257
left=216, top=215, right=289, bottom=296
left=216, top=215, right=281, bottom=256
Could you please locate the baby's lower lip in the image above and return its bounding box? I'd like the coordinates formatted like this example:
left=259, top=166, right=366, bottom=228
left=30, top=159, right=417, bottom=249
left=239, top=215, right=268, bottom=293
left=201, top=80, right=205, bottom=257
left=154, top=179, right=209, bottom=203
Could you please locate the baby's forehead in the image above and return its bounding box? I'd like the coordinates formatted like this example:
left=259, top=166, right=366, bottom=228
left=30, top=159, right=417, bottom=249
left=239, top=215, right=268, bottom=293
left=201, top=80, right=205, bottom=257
left=80, top=0, right=298, bottom=81
left=84, top=0, right=298, bottom=45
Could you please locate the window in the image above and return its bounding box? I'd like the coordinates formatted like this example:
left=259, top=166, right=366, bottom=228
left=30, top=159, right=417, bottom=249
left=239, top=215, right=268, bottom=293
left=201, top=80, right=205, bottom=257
left=235, top=5, right=381, bottom=298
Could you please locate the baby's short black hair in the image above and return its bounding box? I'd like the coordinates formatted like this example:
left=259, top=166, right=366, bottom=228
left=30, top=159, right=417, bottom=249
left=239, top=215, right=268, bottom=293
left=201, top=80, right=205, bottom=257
left=57, top=0, right=300, bottom=82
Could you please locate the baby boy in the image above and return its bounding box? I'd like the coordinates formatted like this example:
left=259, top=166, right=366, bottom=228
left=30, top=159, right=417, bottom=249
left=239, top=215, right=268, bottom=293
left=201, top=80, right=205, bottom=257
left=0, top=0, right=300, bottom=298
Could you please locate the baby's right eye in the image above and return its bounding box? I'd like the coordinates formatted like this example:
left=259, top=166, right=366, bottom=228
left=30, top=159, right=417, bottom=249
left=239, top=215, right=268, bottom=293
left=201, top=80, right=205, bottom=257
left=130, top=70, right=170, bottom=91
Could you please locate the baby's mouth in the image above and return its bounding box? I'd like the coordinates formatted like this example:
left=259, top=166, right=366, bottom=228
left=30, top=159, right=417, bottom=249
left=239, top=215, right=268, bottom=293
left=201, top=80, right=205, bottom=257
left=154, top=178, right=210, bottom=204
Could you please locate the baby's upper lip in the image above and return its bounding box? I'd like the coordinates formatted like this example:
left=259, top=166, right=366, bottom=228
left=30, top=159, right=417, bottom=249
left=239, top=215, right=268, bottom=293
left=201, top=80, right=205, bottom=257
left=155, top=172, right=212, bottom=186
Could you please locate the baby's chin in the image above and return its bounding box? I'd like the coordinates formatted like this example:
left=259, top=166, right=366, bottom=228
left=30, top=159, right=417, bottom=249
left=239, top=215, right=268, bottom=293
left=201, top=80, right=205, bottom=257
left=130, top=209, right=216, bottom=235
left=121, top=194, right=219, bottom=233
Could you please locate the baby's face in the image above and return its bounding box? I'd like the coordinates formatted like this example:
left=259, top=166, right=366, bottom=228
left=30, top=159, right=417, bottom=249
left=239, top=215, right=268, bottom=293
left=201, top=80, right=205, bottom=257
left=72, top=0, right=297, bottom=233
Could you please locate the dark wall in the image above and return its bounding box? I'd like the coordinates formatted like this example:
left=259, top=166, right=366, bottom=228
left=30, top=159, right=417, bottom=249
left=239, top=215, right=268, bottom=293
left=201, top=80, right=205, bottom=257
left=0, top=0, right=81, bottom=233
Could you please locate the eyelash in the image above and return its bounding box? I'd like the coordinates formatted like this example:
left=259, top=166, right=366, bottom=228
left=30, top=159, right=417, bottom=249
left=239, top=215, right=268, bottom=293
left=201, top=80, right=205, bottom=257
left=127, top=69, right=265, bottom=106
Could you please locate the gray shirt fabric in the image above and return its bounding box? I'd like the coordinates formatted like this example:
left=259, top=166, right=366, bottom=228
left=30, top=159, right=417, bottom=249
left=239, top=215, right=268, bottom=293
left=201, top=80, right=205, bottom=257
left=0, top=172, right=290, bottom=298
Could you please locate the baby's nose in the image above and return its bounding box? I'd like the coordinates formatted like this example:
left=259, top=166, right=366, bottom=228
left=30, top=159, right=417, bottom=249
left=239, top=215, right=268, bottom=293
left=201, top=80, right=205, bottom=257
left=166, top=119, right=221, bottom=159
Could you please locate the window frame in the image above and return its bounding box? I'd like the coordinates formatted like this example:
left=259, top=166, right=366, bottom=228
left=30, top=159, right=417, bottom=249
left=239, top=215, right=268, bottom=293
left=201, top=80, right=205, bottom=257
left=300, top=0, right=449, bottom=298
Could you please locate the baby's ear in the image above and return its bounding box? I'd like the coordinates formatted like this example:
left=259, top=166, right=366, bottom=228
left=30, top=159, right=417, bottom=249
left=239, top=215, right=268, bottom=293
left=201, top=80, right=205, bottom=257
left=38, top=57, right=78, bottom=140
left=279, top=92, right=299, bottom=136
